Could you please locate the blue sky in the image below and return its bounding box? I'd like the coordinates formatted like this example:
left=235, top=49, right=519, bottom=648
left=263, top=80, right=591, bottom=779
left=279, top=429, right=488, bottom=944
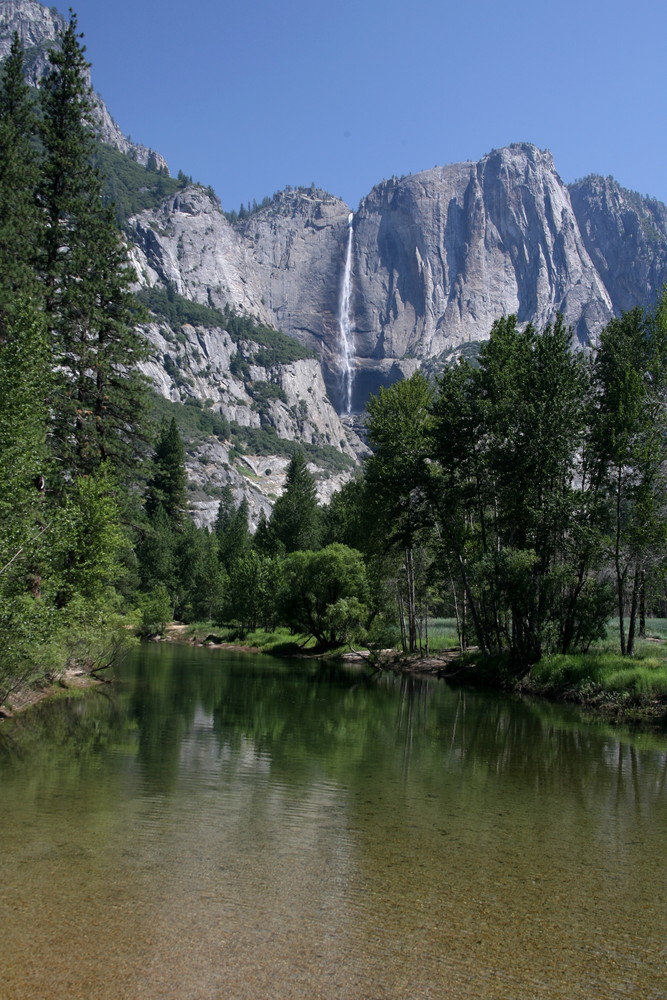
left=68, top=0, right=666, bottom=213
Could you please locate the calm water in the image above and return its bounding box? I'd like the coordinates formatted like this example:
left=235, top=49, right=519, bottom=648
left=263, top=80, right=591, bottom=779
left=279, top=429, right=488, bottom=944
left=1, top=644, right=666, bottom=1000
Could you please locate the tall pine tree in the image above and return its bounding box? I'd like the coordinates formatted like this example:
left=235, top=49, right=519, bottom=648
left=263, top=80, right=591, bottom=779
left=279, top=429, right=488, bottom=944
left=0, top=34, right=50, bottom=597
left=39, top=13, right=148, bottom=479
left=269, top=451, right=321, bottom=553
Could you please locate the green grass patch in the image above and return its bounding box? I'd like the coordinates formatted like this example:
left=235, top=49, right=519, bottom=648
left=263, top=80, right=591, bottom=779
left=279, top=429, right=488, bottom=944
left=426, top=618, right=460, bottom=651
left=529, top=651, right=667, bottom=701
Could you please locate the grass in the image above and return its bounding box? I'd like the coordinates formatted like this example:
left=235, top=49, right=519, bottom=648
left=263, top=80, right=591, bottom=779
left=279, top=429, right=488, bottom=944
left=525, top=622, right=667, bottom=710
left=425, top=618, right=460, bottom=651
left=529, top=651, right=667, bottom=698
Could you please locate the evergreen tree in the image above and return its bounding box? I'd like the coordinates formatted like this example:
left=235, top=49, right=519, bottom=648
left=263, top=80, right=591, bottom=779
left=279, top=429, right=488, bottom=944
left=0, top=36, right=54, bottom=692
left=145, top=418, right=188, bottom=528
left=39, top=13, right=148, bottom=478
left=269, top=451, right=321, bottom=553
left=0, top=302, right=49, bottom=594
left=214, top=487, right=251, bottom=571
left=0, top=33, right=41, bottom=308
left=174, top=522, right=226, bottom=621
left=253, top=508, right=281, bottom=556
left=137, top=503, right=178, bottom=596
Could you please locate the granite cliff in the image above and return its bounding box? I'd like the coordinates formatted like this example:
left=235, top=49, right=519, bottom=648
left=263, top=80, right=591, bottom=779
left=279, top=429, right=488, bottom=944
left=129, top=145, right=667, bottom=413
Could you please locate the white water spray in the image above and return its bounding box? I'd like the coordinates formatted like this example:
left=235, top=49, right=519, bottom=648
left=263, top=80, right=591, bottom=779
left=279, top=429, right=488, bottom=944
left=338, top=212, right=355, bottom=414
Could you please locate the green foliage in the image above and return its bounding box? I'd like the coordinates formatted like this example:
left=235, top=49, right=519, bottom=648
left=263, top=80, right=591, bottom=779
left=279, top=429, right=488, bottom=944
left=528, top=650, right=667, bottom=702
left=229, top=423, right=354, bottom=472
left=224, top=551, right=279, bottom=632
left=137, top=584, right=173, bottom=637
left=590, top=294, right=667, bottom=655
left=277, top=543, right=368, bottom=648
left=0, top=596, right=60, bottom=705
left=173, top=521, right=225, bottom=621
left=365, top=372, right=436, bottom=652
left=0, top=300, right=49, bottom=589
left=39, top=14, right=150, bottom=480
left=137, top=286, right=314, bottom=363
left=324, top=596, right=369, bottom=648
left=269, top=451, right=321, bottom=553
left=145, top=418, right=188, bottom=528
left=48, top=465, right=126, bottom=614
left=428, top=315, right=601, bottom=669
left=137, top=503, right=178, bottom=596
left=214, top=487, right=251, bottom=571
left=149, top=390, right=230, bottom=443
left=94, top=143, right=182, bottom=225
left=0, top=34, right=41, bottom=303
left=248, top=380, right=288, bottom=411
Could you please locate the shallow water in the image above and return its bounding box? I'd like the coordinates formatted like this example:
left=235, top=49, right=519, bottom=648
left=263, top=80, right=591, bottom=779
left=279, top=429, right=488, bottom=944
left=1, top=643, right=666, bottom=999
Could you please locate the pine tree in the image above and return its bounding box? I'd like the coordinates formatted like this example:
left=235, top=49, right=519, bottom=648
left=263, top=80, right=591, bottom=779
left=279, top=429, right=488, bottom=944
left=214, top=487, right=251, bottom=570
left=39, top=13, right=148, bottom=479
left=0, top=35, right=50, bottom=604
left=145, top=418, right=188, bottom=528
left=269, top=451, right=321, bottom=553
left=0, top=33, right=42, bottom=309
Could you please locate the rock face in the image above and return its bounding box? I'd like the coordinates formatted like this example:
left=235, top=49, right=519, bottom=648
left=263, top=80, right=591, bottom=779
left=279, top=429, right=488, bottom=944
left=137, top=313, right=367, bottom=526
left=569, top=175, right=667, bottom=317
left=352, top=145, right=613, bottom=357
left=0, top=0, right=167, bottom=170
left=130, top=144, right=667, bottom=412
left=129, top=186, right=362, bottom=410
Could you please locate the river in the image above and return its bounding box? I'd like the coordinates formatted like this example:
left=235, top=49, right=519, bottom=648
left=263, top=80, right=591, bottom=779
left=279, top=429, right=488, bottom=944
left=1, top=643, right=666, bottom=999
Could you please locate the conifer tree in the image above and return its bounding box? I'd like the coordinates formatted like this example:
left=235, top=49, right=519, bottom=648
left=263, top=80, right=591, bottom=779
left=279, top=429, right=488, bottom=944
left=214, top=487, right=251, bottom=570
left=269, top=451, right=321, bottom=553
left=0, top=35, right=50, bottom=604
left=39, top=13, right=148, bottom=479
left=0, top=33, right=41, bottom=308
left=145, top=418, right=188, bottom=528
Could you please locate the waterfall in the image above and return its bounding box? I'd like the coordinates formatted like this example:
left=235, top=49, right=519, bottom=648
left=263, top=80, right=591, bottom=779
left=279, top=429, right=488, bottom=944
left=338, top=212, right=355, bottom=414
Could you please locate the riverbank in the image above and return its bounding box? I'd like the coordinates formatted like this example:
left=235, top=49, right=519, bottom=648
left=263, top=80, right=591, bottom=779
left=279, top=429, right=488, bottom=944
left=5, top=623, right=666, bottom=729
left=0, top=667, right=102, bottom=720
left=168, top=623, right=667, bottom=725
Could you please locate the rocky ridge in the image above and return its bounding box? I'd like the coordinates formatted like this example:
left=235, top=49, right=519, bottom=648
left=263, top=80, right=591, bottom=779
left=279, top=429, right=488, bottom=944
left=0, top=0, right=166, bottom=170
left=130, top=145, right=667, bottom=413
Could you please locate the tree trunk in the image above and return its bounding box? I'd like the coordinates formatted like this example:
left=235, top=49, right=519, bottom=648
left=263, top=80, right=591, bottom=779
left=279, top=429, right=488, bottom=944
left=404, top=546, right=417, bottom=653
left=626, top=567, right=641, bottom=657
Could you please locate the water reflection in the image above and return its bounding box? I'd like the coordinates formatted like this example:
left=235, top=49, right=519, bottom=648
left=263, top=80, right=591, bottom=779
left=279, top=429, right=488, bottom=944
left=1, top=644, right=666, bottom=1000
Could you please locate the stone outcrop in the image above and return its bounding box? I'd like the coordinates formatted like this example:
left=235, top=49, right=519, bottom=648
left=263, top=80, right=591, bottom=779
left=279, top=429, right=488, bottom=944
left=352, top=145, right=614, bottom=358
left=569, top=175, right=667, bottom=317
left=138, top=315, right=367, bottom=526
